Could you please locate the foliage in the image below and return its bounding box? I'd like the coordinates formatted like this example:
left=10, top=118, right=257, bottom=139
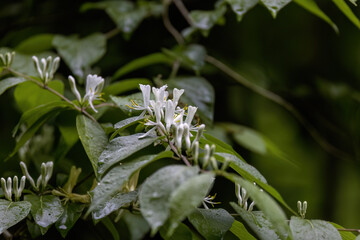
left=0, top=0, right=360, bottom=239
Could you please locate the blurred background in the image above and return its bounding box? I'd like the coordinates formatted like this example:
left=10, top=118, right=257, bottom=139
left=0, top=0, right=360, bottom=231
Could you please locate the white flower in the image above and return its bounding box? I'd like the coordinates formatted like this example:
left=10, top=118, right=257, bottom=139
left=164, top=100, right=176, bottom=132
left=132, top=84, right=152, bottom=116
left=172, top=88, right=184, bottom=105
left=185, top=106, right=197, bottom=126
left=32, top=56, right=60, bottom=84
left=152, top=85, right=168, bottom=104
left=83, top=74, right=104, bottom=113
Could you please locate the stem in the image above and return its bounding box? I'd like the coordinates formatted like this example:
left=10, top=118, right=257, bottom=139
left=157, top=126, right=191, bottom=166
left=337, top=228, right=360, bottom=233
left=173, top=0, right=193, bottom=26
left=162, top=1, right=184, bottom=45
left=105, top=28, right=121, bottom=40
left=8, top=68, right=97, bottom=122
left=205, top=55, right=352, bottom=162
left=3, top=230, right=12, bottom=240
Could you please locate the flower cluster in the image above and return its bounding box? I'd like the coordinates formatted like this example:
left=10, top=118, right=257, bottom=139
left=297, top=200, right=307, bottom=218
left=1, top=176, right=26, bottom=201
left=133, top=84, right=205, bottom=155
left=235, top=183, right=262, bottom=212
left=20, top=161, right=53, bottom=191
left=69, top=74, right=104, bottom=112
left=32, top=56, right=60, bottom=84
left=0, top=51, right=15, bottom=67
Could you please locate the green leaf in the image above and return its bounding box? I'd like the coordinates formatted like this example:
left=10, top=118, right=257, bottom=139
left=167, top=76, right=215, bottom=125
left=101, top=217, right=120, bottom=240
left=139, top=165, right=200, bottom=235
left=202, top=133, right=244, bottom=159
left=14, top=80, right=64, bottom=112
left=0, top=77, right=26, bottom=96
left=110, top=116, right=145, bottom=141
left=167, top=173, right=215, bottom=237
left=55, top=203, right=85, bottom=238
left=16, top=34, right=54, bottom=54
left=294, top=0, right=338, bottom=33
left=332, top=0, right=360, bottom=30
left=231, top=206, right=281, bottom=240
left=215, top=152, right=267, bottom=183
left=225, top=0, right=259, bottom=21
left=163, top=44, right=207, bottom=72
left=111, top=93, right=144, bottom=116
left=188, top=208, right=234, bottom=240
left=0, top=200, right=31, bottom=235
left=330, top=222, right=356, bottom=240
left=98, top=132, right=157, bottom=175
left=112, top=53, right=172, bottom=80
left=290, top=216, right=342, bottom=240
left=190, top=6, right=227, bottom=31
left=230, top=220, right=257, bottom=240
left=223, top=173, right=291, bottom=240
left=104, top=78, right=152, bottom=96
left=221, top=123, right=294, bottom=164
left=24, top=195, right=64, bottom=229
left=52, top=33, right=106, bottom=78
left=160, top=223, right=195, bottom=240
left=88, top=151, right=173, bottom=214
left=76, top=115, right=108, bottom=178
left=13, top=101, right=70, bottom=137
left=123, top=211, right=150, bottom=240
left=260, top=0, right=292, bottom=18
left=92, top=191, right=137, bottom=220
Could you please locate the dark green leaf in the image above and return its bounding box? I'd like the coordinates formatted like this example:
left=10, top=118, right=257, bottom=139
left=104, top=78, right=151, bottom=96
left=167, top=173, right=215, bottom=237
left=24, top=195, right=64, bottom=229
left=330, top=222, right=356, bottom=240
left=110, top=116, right=145, bottom=140
left=332, top=0, right=360, bottom=30
left=112, top=53, right=172, bottom=80
left=139, top=165, right=200, bottom=235
left=202, top=133, right=244, bottom=159
left=294, top=0, right=338, bottom=33
left=76, top=115, right=108, bottom=178
left=167, top=76, right=215, bottom=125
left=0, top=77, right=26, bottom=96
left=290, top=216, right=342, bottom=240
left=98, top=132, right=157, bottom=175
left=0, top=200, right=31, bottom=234
left=190, top=6, right=227, bottom=31
left=52, top=33, right=106, bottom=77
left=16, top=34, right=54, bottom=54
left=231, top=205, right=281, bottom=240
left=188, top=208, right=234, bottom=240
left=224, top=173, right=291, bottom=240
left=14, top=80, right=64, bottom=112
left=160, top=223, right=195, bottom=240
left=260, top=0, right=292, bottom=18
left=111, top=93, right=144, bottom=116
left=92, top=191, right=137, bottom=220
left=55, top=203, right=85, bottom=238
left=225, top=0, right=259, bottom=21
left=88, top=151, right=173, bottom=214
left=123, top=211, right=150, bottom=240
left=230, top=220, right=257, bottom=240
left=101, top=217, right=120, bottom=240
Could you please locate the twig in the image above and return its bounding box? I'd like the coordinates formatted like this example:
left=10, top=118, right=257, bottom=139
left=205, top=55, right=352, bottom=162
left=3, top=230, right=13, bottom=240
left=157, top=126, right=191, bottom=166
left=162, top=1, right=184, bottom=45
left=172, top=0, right=193, bottom=26
left=105, top=28, right=121, bottom=40
left=337, top=228, right=360, bottom=233
left=7, top=68, right=97, bottom=122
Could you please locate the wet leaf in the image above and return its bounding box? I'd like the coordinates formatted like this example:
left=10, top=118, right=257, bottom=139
left=188, top=208, right=234, bottom=240
left=190, top=6, right=227, bottom=31
left=139, top=165, right=199, bottom=235
left=290, top=216, right=342, bottom=240
left=225, top=0, right=259, bottom=21
left=98, top=132, right=157, bottom=175
left=76, top=115, right=108, bottom=178
left=55, top=203, right=85, bottom=238
left=0, top=200, right=31, bottom=234
left=260, top=0, right=292, bottom=18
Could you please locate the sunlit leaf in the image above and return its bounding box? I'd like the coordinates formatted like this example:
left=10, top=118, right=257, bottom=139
left=0, top=77, right=26, bottom=96
left=0, top=200, right=31, bottom=234
left=230, top=220, right=257, bottom=240
left=16, top=34, right=54, bottom=54
left=333, top=0, right=360, bottom=30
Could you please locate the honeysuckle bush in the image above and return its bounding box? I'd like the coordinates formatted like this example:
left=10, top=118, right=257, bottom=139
left=1, top=0, right=360, bottom=239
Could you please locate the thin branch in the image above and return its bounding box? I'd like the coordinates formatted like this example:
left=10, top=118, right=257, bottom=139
left=162, top=1, right=184, bottom=45
left=173, top=0, right=193, bottom=26
left=105, top=28, right=121, bottom=40
left=3, top=230, right=12, bottom=240
left=337, top=228, right=360, bottom=233
left=7, top=68, right=98, bottom=122
left=205, top=55, right=352, bottom=162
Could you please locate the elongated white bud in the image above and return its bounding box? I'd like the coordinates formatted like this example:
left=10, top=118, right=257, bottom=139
left=185, top=106, right=197, bottom=125
left=183, top=123, right=191, bottom=152
left=32, top=56, right=43, bottom=79
left=175, top=124, right=184, bottom=152
left=68, top=76, right=82, bottom=103
left=203, top=144, right=211, bottom=168
left=20, top=161, right=36, bottom=189
left=192, top=141, right=199, bottom=165
left=172, top=88, right=184, bottom=106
